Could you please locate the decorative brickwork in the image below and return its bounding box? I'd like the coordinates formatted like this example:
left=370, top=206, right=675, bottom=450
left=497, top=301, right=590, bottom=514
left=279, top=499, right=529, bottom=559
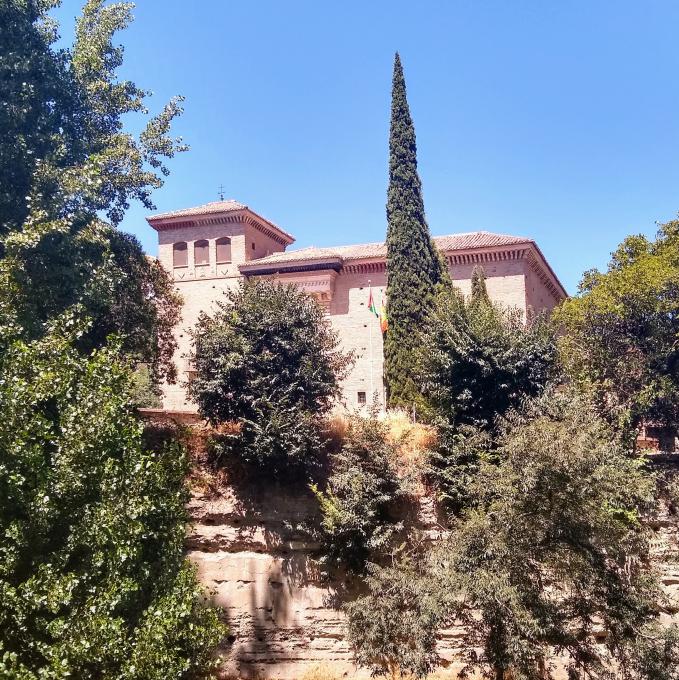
left=147, top=201, right=567, bottom=413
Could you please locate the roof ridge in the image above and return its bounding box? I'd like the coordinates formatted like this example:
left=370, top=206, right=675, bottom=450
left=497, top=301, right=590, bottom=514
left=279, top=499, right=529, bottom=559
left=278, top=231, right=530, bottom=254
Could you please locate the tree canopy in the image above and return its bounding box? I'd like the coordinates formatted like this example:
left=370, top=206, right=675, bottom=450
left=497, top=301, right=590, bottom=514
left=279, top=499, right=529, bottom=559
left=419, top=285, right=557, bottom=432
left=0, top=316, right=224, bottom=678
left=189, top=279, right=352, bottom=472
left=384, top=52, right=448, bottom=409
left=0, top=3, right=225, bottom=676
left=555, top=220, right=679, bottom=443
left=434, top=389, right=674, bottom=680
left=0, top=0, right=184, bottom=384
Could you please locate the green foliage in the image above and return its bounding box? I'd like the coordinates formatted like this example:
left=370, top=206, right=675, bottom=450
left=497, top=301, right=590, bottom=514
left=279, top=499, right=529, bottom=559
left=130, top=363, right=163, bottom=409
left=0, top=6, right=223, bottom=674
left=470, top=265, right=490, bottom=304
left=0, top=0, right=184, bottom=384
left=0, top=0, right=77, bottom=237
left=617, top=623, right=679, bottom=680
left=427, top=423, right=490, bottom=515
left=5, top=226, right=181, bottom=384
left=419, top=287, right=557, bottom=432
left=555, top=220, right=679, bottom=442
left=311, top=414, right=406, bottom=572
left=345, top=552, right=442, bottom=679
left=384, top=52, right=448, bottom=409
left=419, top=287, right=556, bottom=513
left=190, top=279, right=352, bottom=473
left=1, top=0, right=187, bottom=228
left=0, top=316, right=225, bottom=678
left=434, top=389, right=667, bottom=680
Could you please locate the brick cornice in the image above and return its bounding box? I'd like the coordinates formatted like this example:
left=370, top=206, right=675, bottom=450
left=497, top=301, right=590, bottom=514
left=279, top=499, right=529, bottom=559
left=340, top=245, right=566, bottom=301
left=148, top=209, right=294, bottom=247
left=525, top=247, right=567, bottom=301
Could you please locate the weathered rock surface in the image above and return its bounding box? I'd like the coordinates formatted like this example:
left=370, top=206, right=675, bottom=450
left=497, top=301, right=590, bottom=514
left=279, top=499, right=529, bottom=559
left=187, top=462, right=679, bottom=679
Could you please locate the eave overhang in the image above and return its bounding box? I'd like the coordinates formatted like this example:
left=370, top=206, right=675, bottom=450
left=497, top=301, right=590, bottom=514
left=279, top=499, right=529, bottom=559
left=239, top=256, right=343, bottom=276
left=147, top=208, right=295, bottom=248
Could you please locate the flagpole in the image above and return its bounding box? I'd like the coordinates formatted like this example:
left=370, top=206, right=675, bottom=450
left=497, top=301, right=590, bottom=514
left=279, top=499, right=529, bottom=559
left=368, top=280, right=374, bottom=400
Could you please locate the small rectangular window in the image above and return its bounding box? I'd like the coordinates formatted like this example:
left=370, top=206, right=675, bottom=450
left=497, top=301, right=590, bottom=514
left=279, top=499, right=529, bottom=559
left=216, top=237, right=232, bottom=263
left=194, top=239, right=209, bottom=266
left=357, top=391, right=366, bottom=405
left=173, top=242, right=188, bottom=268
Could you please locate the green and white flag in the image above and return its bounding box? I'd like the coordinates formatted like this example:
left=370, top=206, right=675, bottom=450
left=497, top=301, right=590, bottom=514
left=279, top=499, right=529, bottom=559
left=368, top=286, right=379, bottom=318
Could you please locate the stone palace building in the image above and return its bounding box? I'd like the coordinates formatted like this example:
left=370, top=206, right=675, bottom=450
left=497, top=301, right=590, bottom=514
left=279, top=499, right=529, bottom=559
left=148, top=199, right=567, bottom=413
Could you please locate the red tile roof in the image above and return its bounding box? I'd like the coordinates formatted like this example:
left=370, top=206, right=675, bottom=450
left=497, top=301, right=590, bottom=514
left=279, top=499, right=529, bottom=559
left=241, top=231, right=532, bottom=268
left=147, top=200, right=295, bottom=243
left=148, top=199, right=247, bottom=220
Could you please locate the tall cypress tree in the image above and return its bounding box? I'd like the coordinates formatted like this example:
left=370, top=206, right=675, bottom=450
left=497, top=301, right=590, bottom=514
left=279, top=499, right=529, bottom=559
left=384, top=53, right=446, bottom=408
left=471, top=265, right=491, bottom=304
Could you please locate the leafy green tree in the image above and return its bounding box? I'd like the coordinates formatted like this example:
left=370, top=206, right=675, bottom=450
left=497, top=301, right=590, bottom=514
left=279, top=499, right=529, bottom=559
left=189, top=279, right=352, bottom=473
left=0, top=0, right=187, bottom=232
left=419, top=287, right=556, bottom=432
left=555, top=220, right=679, bottom=444
left=434, top=388, right=677, bottom=680
left=418, top=286, right=556, bottom=512
left=471, top=265, right=491, bottom=304
left=384, top=52, right=448, bottom=408
left=0, top=4, right=224, bottom=675
left=0, top=0, right=185, bottom=383
left=0, top=315, right=225, bottom=679
left=0, top=0, right=78, bottom=237
left=345, top=552, right=443, bottom=679
left=312, top=413, right=406, bottom=572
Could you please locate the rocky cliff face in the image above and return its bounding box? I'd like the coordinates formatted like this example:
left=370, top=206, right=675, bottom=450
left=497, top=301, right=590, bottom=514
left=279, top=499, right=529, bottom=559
left=187, top=483, right=354, bottom=679
left=186, top=455, right=679, bottom=679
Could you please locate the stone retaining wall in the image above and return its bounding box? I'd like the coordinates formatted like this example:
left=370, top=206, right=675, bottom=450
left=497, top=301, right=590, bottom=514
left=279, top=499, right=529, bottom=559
left=185, top=455, right=679, bottom=679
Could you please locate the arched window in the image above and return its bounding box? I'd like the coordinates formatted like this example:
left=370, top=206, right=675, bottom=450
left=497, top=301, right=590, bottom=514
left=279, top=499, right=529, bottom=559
left=194, top=239, right=209, bottom=266
left=216, top=236, right=232, bottom=263
left=173, top=241, right=187, bottom=268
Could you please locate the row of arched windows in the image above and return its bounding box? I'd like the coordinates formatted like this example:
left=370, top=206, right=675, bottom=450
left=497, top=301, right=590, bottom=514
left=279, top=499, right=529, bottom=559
left=173, top=237, right=232, bottom=268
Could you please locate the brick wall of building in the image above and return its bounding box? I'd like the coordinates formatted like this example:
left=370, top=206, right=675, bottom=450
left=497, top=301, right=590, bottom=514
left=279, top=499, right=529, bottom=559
left=150, top=207, right=565, bottom=414
left=160, top=253, right=562, bottom=413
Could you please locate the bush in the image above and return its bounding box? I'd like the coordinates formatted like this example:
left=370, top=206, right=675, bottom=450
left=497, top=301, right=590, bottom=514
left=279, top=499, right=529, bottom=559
left=312, top=414, right=407, bottom=573
left=189, top=279, right=352, bottom=473
left=419, top=285, right=557, bottom=515
left=0, top=316, right=225, bottom=678
left=130, top=363, right=163, bottom=408
left=418, top=286, right=557, bottom=431
left=433, top=388, right=673, bottom=680
left=345, top=552, right=443, bottom=679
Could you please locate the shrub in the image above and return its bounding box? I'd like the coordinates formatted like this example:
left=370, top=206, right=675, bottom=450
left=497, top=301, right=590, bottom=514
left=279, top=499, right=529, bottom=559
left=312, top=414, right=406, bottom=573
left=418, top=286, right=557, bottom=431
left=130, top=363, right=163, bottom=408
left=189, top=279, right=352, bottom=473
left=0, top=316, right=225, bottom=678
left=418, top=286, right=557, bottom=515
left=345, top=552, right=443, bottom=679
left=433, top=388, right=675, bottom=680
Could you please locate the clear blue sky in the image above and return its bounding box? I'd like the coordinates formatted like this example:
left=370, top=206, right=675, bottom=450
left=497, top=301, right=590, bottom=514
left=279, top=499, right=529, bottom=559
left=53, top=1, right=679, bottom=293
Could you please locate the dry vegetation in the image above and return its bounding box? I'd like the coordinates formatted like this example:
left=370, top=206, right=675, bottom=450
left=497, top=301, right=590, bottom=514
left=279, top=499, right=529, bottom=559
left=325, top=409, right=436, bottom=495
left=298, top=664, right=460, bottom=680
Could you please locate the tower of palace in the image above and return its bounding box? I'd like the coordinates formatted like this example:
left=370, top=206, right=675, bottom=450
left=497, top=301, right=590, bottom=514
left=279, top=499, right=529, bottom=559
left=147, top=199, right=567, bottom=412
